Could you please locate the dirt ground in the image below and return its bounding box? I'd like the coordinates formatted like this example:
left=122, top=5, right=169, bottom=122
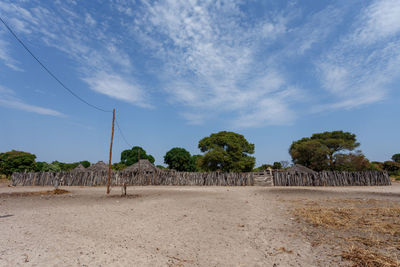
left=0, top=183, right=399, bottom=266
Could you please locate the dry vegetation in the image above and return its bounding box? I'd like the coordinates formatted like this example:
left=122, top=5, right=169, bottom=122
left=293, top=198, right=400, bottom=266
left=0, top=188, right=69, bottom=197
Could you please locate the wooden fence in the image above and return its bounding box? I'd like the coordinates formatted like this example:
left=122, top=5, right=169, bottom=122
left=11, top=169, right=254, bottom=186
left=273, top=170, right=391, bottom=186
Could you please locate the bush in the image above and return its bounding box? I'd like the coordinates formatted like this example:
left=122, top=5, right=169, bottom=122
left=383, top=161, right=400, bottom=176
left=0, top=150, right=36, bottom=177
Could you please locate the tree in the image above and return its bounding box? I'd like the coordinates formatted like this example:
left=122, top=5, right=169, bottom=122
left=79, top=161, right=91, bottom=168
left=334, top=151, right=371, bottom=171
left=383, top=161, right=400, bottom=176
left=392, top=154, right=400, bottom=163
left=272, top=162, right=282, bottom=169
left=111, top=163, right=126, bottom=171
left=370, top=161, right=384, bottom=171
left=253, top=164, right=273, bottom=172
left=198, top=131, right=255, bottom=172
left=289, top=131, right=360, bottom=171
left=120, top=146, right=155, bottom=166
left=164, top=147, right=196, bottom=172
left=191, top=155, right=203, bottom=172
left=35, top=161, right=60, bottom=172
left=36, top=160, right=90, bottom=172
left=0, top=150, right=36, bottom=177
left=311, top=131, right=360, bottom=168
left=289, top=139, right=330, bottom=171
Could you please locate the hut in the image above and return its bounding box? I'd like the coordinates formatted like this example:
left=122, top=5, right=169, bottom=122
left=123, top=159, right=158, bottom=174
left=286, top=164, right=316, bottom=174
left=71, top=163, right=86, bottom=172
left=87, top=161, right=108, bottom=172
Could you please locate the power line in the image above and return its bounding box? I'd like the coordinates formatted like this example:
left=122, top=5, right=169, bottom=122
left=115, top=118, right=132, bottom=148
left=0, top=16, right=112, bottom=113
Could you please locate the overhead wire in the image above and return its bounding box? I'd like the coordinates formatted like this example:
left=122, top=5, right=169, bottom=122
left=1, top=15, right=135, bottom=148
left=115, top=118, right=132, bottom=148
left=0, top=16, right=112, bottom=113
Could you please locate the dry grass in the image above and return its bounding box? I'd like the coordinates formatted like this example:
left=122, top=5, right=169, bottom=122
left=0, top=188, right=69, bottom=197
left=342, top=247, right=399, bottom=267
left=293, top=199, right=400, bottom=266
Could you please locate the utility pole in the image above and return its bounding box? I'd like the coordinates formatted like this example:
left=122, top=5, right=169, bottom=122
left=107, top=108, right=115, bottom=194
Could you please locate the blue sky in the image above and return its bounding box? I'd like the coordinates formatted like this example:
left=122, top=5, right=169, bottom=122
left=0, top=0, right=399, bottom=166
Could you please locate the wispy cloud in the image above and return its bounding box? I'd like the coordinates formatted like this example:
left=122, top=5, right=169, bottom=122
left=316, top=0, right=400, bottom=110
left=0, top=34, right=23, bottom=71
left=83, top=72, right=150, bottom=107
left=132, top=0, right=296, bottom=126
left=1, top=0, right=398, bottom=127
left=0, top=0, right=149, bottom=107
left=0, top=86, right=64, bottom=116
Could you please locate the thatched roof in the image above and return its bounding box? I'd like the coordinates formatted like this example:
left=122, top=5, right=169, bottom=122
left=86, top=161, right=108, bottom=172
left=286, top=164, right=316, bottom=174
left=72, top=164, right=86, bottom=172
left=123, top=159, right=158, bottom=173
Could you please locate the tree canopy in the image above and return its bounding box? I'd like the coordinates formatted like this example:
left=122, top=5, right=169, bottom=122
left=0, top=150, right=36, bottom=177
left=289, top=131, right=360, bottom=171
left=392, top=154, right=400, bottom=163
left=198, top=131, right=255, bottom=172
left=164, top=147, right=196, bottom=172
left=272, top=162, right=282, bottom=169
left=120, top=146, right=155, bottom=166
left=334, top=151, right=371, bottom=171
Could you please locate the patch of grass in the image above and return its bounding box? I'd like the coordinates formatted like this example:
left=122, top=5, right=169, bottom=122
left=342, top=247, right=398, bottom=267
left=0, top=189, right=69, bottom=197
left=293, top=199, right=400, bottom=266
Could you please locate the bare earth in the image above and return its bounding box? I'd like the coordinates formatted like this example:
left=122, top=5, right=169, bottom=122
left=0, top=183, right=399, bottom=266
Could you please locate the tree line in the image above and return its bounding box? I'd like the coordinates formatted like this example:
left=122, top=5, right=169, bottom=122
left=1, top=130, right=399, bottom=178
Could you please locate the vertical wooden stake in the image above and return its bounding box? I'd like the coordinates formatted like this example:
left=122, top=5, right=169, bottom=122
left=107, top=108, right=115, bottom=194
left=138, top=150, right=141, bottom=183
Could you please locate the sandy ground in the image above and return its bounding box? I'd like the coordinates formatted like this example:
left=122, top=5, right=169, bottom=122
left=0, top=183, right=399, bottom=267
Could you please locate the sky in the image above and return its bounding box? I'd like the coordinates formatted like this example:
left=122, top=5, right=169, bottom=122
left=0, top=0, right=399, bottom=166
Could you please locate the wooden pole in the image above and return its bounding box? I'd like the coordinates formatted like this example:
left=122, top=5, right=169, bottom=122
left=107, top=108, right=115, bottom=194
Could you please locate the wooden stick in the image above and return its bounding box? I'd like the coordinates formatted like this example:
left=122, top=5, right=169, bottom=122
left=107, top=108, right=115, bottom=194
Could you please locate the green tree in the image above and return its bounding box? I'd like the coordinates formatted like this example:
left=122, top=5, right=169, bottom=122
left=289, top=131, right=360, bottom=171
left=120, top=146, right=155, bottom=166
left=198, top=131, right=255, bottom=172
left=111, top=162, right=126, bottom=171
left=289, top=139, right=330, bottom=171
left=164, top=147, right=196, bottom=172
left=35, top=162, right=61, bottom=172
left=383, top=161, right=400, bottom=176
left=156, top=165, right=166, bottom=169
left=191, top=155, right=203, bottom=172
left=253, top=164, right=273, bottom=172
left=79, top=161, right=91, bottom=168
left=272, top=162, right=282, bottom=169
left=51, top=161, right=80, bottom=172
left=334, top=151, right=371, bottom=171
left=392, top=154, right=400, bottom=163
left=0, top=150, right=37, bottom=177
left=370, top=161, right=384, bottom=171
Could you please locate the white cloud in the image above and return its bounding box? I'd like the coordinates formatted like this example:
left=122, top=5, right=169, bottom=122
left=353, top=0, right=400, bottom=45
left=0, top=1, right=148, bottom=107
left=2, top=0, right=398, bottom=127
left=0, top=31, right=23, bottom=71
left=0, top=86, right=64, bottom=116
left=134, top=0, right=295, bottom=126
left=316, top=0, right=400, bottom=110
left=83, top=72, right=149, bottom=107
left=84, top=13, right=96, bottom=26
